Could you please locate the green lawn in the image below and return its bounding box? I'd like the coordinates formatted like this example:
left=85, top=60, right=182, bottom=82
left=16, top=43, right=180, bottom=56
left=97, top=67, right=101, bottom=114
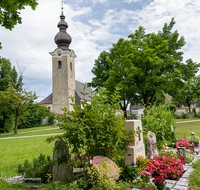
left=0, top=136, right=55, bottom=178
left=175, top=121, right=200, bottom=139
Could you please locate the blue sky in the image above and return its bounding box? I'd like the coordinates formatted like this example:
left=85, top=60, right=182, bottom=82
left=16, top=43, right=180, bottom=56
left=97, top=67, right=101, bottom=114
left=0, top=0, right=200, bottom=102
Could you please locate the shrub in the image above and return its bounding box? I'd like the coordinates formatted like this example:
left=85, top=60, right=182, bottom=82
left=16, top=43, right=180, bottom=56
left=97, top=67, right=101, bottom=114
left=142, top=105, right=176, bottom=149
left=145, top=155, right=184, bottom=179
left=18, top=154, right=54, bottom=183
left=176, top=139, right=191, bottom=149
left=0, top=112, right=14, bottom=132
left=118, top=164, right=138, bottom=181
left=87, top=161, right=119, bottom=190
left=139, top=171, right=151, bottom=183
left=181, top=112, right=188, bottom=119
left=166, top=103, right=177, bottom=115
left=159, top=149, right=178, bottom=159
left=136, top=156, right=149, bottom=173
left=47, top=87, right=135, bottom=166
left=192, top=108, right=197, bottom=117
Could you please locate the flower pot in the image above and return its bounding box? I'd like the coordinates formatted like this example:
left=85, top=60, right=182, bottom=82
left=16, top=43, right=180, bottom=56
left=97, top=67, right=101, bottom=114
left=189, top=141, right=199, bottom=147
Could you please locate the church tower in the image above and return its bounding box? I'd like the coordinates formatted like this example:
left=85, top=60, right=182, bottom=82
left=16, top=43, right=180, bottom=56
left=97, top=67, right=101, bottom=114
left=49, top=5, right=76, bottom=113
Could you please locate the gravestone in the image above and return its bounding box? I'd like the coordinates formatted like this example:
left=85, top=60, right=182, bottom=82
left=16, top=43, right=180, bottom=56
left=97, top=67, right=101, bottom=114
left=52, top=138, right=74, bottom=182
left=53, top=119, right=58, bottom=126
left=125, top=120, right=145, bottom=165
left=147, top=131, right=159, bottom=159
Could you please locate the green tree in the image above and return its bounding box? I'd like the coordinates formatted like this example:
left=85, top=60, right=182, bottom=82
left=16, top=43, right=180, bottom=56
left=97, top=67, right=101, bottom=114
left=0, top=0, right=38, bottom=49
left=89, top=19, right=200, bottom=117
left=0, top=57, right=18, bottom=91
left=172, top=76, right=200, bottom=113
left=0, top=57, right=18, bottom=132
left=0, top=85, right=37, bottom=133
left=18, top=103, right=50, bottom=129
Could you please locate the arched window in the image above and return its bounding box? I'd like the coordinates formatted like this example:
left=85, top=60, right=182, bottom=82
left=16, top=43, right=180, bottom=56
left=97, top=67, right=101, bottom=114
left=70, top=62, right=72, bottom=71
left=58, top=61, right=62, bottom=69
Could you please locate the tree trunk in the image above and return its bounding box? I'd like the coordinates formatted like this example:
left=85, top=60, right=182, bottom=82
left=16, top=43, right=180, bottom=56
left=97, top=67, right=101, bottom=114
left=14, top=115, right=19, bottom=134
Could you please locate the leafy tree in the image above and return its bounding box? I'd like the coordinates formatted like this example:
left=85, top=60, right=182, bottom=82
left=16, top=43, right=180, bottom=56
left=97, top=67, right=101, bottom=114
left=0, top=0, right=38, bottom=49
left=0, top=57, right=18, bottom=132
left=172, top=76, right=200, bottom=113
left=47, top=87, right=135, bottom=166
left=18, top=103, right=51, bottom=129
left=0, top=57, right=18, bottom=91
left=0, top=85, right=37, bottom=133
left=89, top=19, right=200, bottom=117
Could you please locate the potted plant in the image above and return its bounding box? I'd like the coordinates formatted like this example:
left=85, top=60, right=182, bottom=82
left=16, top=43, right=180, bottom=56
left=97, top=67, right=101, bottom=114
left=187, top=132, right=200, bottom=147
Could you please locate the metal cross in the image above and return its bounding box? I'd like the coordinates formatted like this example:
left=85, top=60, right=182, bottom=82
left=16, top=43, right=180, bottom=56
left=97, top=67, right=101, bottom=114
left=137, top=126, right=142, bottom=141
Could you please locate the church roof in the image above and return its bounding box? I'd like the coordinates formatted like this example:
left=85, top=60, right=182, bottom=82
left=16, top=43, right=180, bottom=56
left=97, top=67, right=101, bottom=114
left=40, top=80, right=93, bottom=104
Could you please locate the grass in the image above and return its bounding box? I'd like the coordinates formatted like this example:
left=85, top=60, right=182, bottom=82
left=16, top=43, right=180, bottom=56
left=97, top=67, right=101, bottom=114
left=0, top=136, right=55, bottom=178
left=189, top=159, right=200, bottom=190
left=175, top=121, right=200, bottom=139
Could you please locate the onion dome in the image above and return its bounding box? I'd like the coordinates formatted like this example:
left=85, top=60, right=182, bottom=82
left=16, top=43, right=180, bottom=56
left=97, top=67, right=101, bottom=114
left=54, top=11, right=72, bottom=50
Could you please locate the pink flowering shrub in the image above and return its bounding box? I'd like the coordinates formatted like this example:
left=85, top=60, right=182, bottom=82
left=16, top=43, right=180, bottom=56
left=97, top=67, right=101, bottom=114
left=139, top=171, right=151, bottom=182
left=176, top=139, right=191, bottom=149
left=145, top=155, right=184, bottom=179
left=71, top=153, right=88, bottom=168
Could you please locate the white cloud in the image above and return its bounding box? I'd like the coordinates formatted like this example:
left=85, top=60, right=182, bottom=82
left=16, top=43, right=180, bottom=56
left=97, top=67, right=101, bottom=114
left=1, top=0, right=200, bottom=102
left=124, top=0, right=142, bottom=3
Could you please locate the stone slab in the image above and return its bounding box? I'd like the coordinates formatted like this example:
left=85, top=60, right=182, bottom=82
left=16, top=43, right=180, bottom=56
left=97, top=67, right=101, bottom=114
left=172, top=185, right=189, bottom=190
left=175, top=181, right=188, bottom=186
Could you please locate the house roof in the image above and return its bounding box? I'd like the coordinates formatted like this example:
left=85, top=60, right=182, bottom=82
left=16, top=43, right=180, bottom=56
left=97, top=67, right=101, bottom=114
left=40, top=80, right=93, bottom=104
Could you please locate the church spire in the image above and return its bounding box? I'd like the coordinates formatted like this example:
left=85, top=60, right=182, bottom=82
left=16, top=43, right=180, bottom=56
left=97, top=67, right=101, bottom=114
left=54, top=1, right=72, bottom=50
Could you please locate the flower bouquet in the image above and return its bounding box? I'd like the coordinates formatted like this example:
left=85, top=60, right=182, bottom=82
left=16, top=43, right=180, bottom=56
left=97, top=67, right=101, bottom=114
left=153, top=176, right=166, bottom=190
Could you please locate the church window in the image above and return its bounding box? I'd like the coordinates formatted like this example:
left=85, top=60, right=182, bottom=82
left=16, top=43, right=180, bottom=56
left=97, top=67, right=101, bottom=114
left=70, top=62, right=72, bottom=71
left=58, top=61, right=62, bottom=69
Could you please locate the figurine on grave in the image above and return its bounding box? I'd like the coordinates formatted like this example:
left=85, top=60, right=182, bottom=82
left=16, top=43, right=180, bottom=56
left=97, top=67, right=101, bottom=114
left=147, top=131, right=159, bottom=159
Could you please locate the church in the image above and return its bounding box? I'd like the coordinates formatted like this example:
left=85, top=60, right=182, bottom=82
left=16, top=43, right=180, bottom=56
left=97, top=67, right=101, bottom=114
left=40, top=7, right=92, bottom=114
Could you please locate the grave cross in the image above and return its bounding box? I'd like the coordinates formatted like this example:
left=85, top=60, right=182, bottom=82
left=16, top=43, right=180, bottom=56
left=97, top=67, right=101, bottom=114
left=137, top=126, right=142, bottom=141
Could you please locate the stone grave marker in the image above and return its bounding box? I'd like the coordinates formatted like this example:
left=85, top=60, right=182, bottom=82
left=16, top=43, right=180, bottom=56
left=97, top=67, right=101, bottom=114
left=92, top=156, right=120, bottom=179
left=125, top=120, right=145, bottom=165
left=147, top=131, right=158, bottom=159
left=52, top=138, right=74, bottom=182
left=53, top=119, right=58, bottom=126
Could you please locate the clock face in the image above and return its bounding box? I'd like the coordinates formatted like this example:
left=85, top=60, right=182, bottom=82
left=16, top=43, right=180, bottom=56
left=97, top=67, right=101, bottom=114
left=58, top=52, right=62, bottom=57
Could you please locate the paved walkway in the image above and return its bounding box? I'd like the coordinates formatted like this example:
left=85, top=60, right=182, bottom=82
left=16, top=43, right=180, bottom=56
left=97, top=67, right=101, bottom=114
left=0, top=133, right=65, bottom=140
left=176, top=120, right=200, bottom=123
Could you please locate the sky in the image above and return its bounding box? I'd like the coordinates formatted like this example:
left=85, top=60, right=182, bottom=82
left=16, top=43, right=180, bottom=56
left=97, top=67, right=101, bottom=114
left=0, top=0, right=200, bottom=102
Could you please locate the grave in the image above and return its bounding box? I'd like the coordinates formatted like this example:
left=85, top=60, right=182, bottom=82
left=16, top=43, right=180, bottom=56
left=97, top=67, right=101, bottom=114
left=52, top=138, right=74, bottom=182
left=147, top=131, right=159, bottom=159
left=125, top=120, right=145, bottom=165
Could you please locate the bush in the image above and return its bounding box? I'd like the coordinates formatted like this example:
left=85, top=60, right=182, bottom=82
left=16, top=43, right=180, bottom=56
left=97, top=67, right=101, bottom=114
left=48, top=87, right=135, bottom=167
left=181, top=112, right=188, bottom=119
left=166, top=103, right=177, bottom=115
left=0, top=112, right=14, bottom=133
left=87, top=161, right=119, bottom=190
left=136, top=155, right=149, bottom=173
left=118, top=164, right=138, bottom=181
left=18, top=154, right=54, bottom=183
left=159, top=149, right=178, bottom=159
left=142, top=105, right=176, bottom=149
left=192, top=108, right=197, bottom=117
left=145, top=155, right=184, bottom=179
